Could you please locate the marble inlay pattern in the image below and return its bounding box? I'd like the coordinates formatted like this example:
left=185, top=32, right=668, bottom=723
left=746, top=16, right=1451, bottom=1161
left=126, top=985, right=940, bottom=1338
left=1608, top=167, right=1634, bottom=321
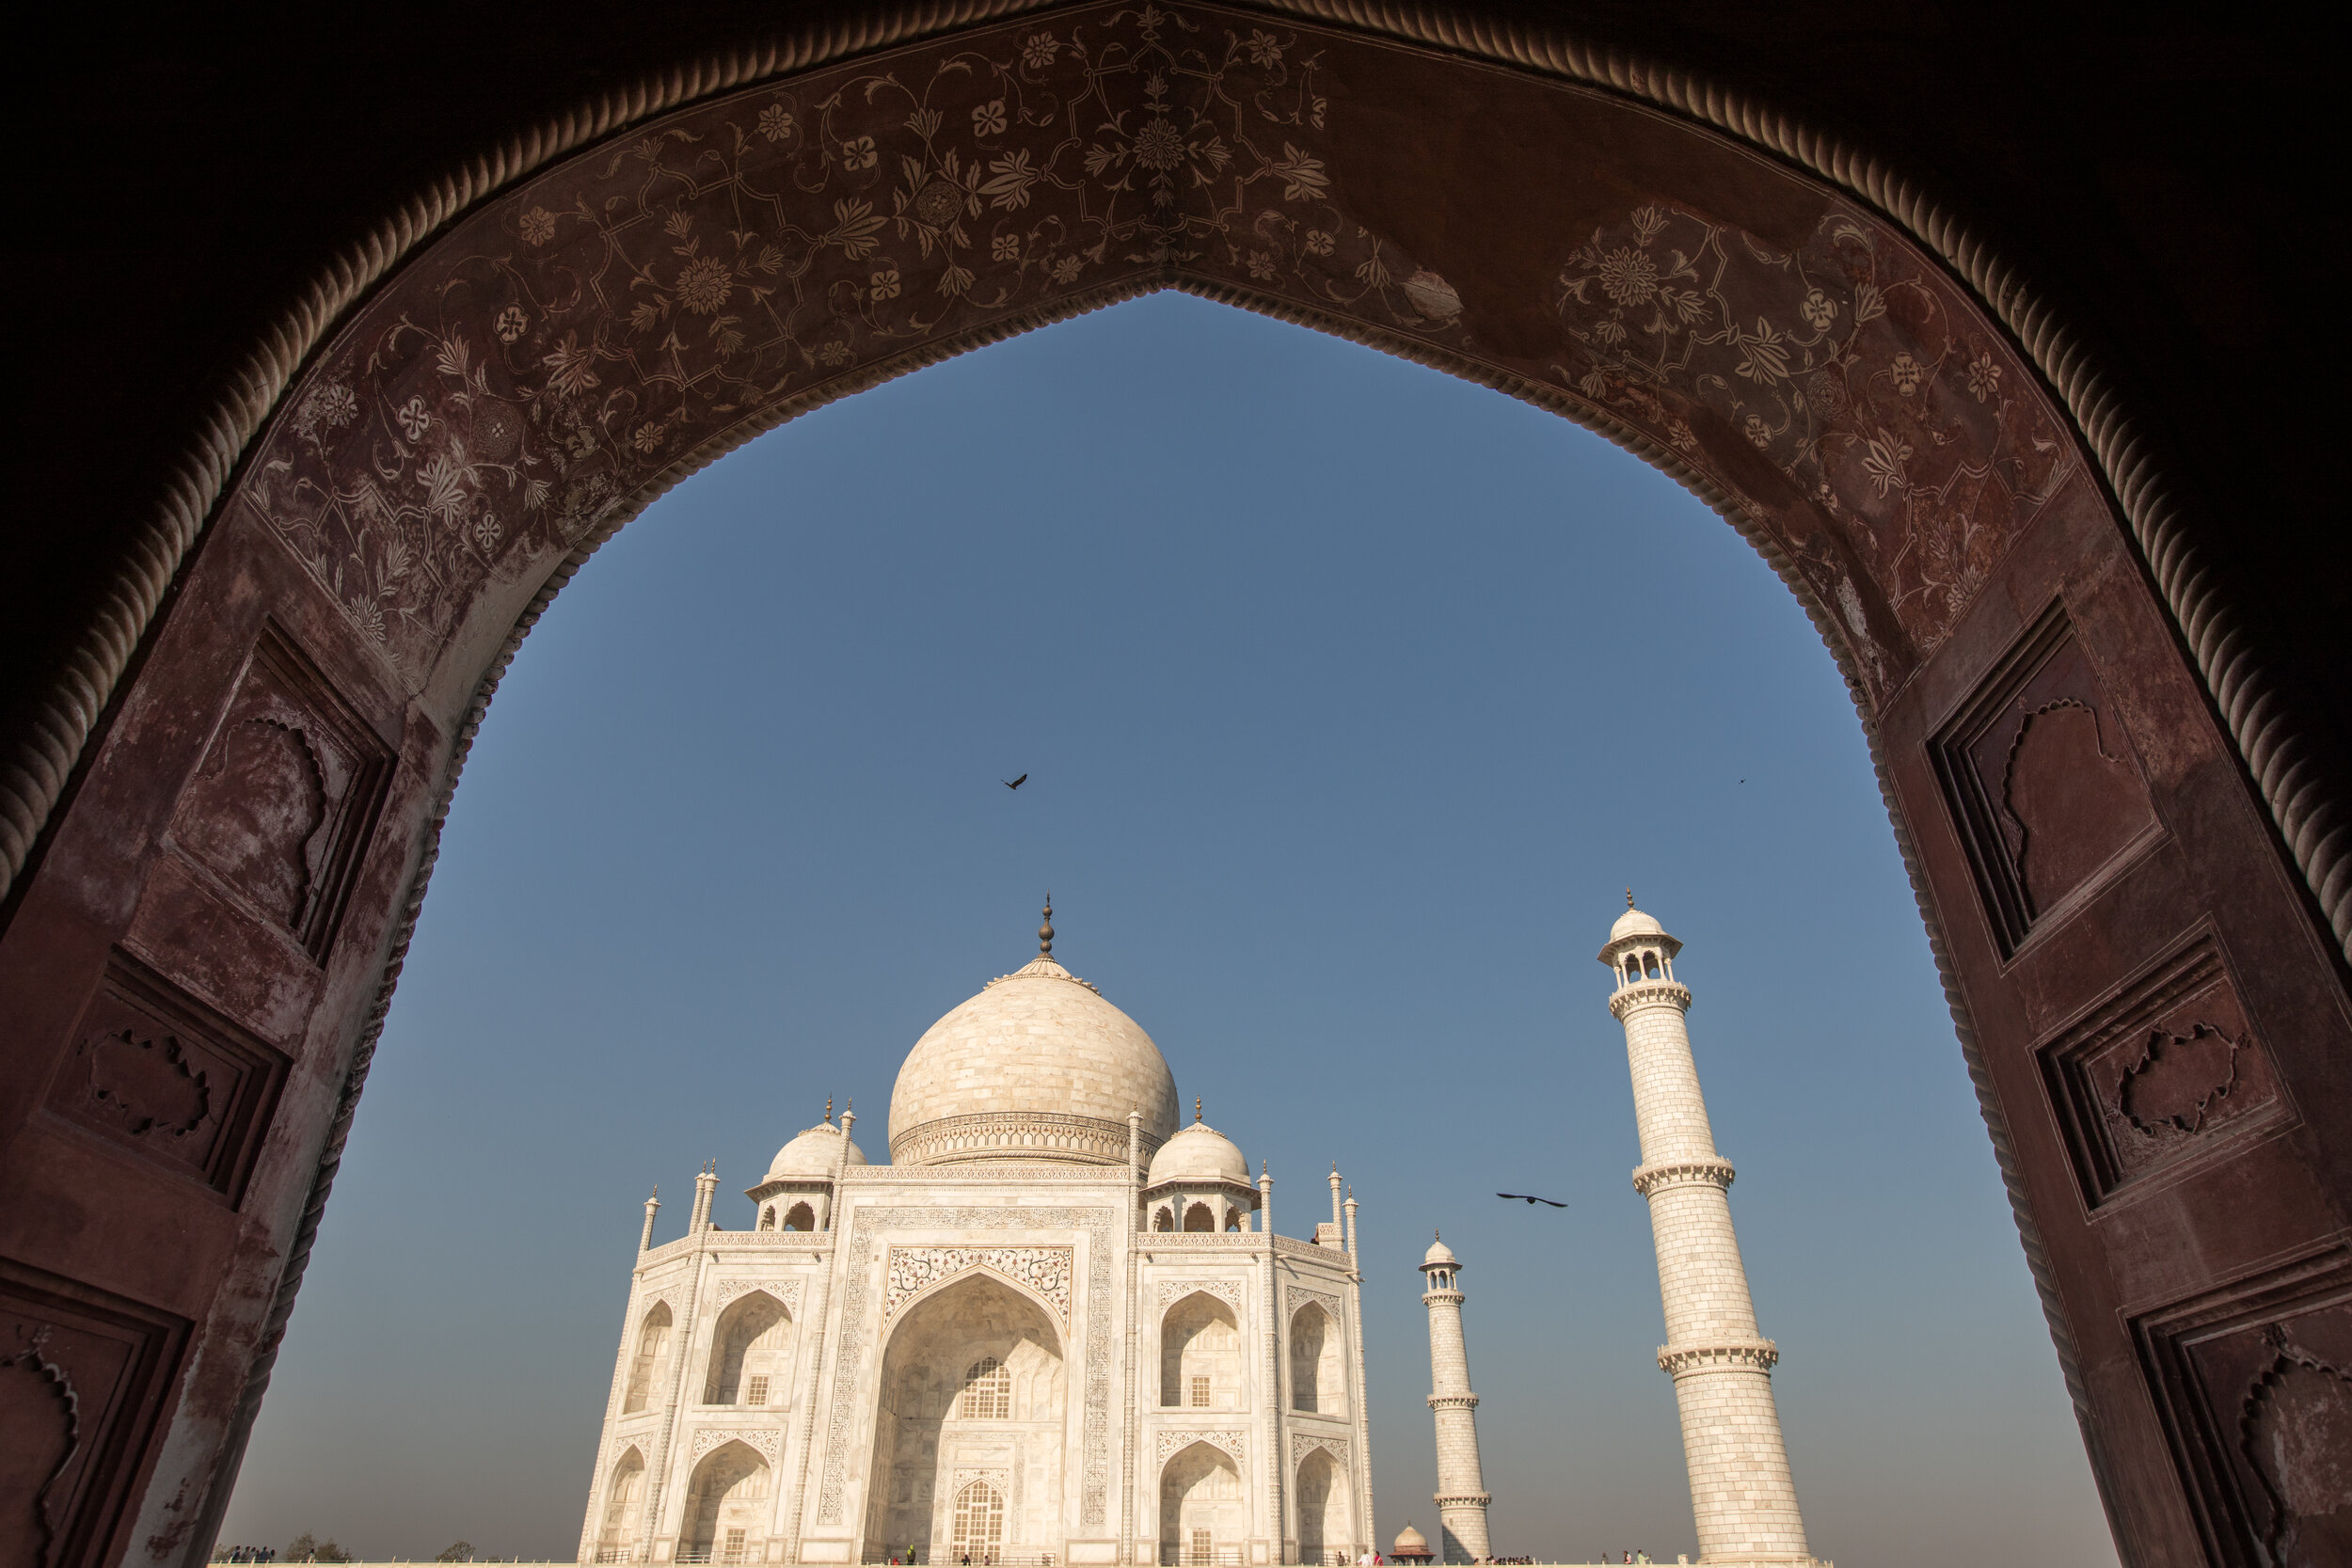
left=228, top=1, right=2071, bottom=716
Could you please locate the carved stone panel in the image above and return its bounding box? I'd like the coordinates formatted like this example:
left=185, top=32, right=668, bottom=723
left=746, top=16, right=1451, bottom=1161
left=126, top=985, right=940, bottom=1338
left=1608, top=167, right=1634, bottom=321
left=1284, top=1287, right=1342, bottom=1328
left=0, top=1259, right=191, bottom=1568
left=1155, top=1429, right=1247, bottom=1468
left=715, top=1278, right=805, bottom=1316
left=167, top=623, right=391, bottom=961
left=883, top=1246, right=1073, bottom=1327
left=1288, top=1433, right=1347, bottom=1469
left=1932, top=605, right=2164, bottom=954
left=2040, top=933, right=2284, bottom=1206
left=2133, top=1253, right=2352, bottom=1568
left=1155, top=1279, right=1247, bottom=1320
left=690, top=1426, right=783, bottom=1465
left=45, top=951, right=290, bottom=1203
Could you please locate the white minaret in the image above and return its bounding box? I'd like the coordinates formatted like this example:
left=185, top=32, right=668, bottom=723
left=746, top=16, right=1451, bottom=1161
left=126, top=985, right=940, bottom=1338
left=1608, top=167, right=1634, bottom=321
left=1418, top=1233, right=1492, bottom=1563
left=1601, top=897, right=1813, bottom=1567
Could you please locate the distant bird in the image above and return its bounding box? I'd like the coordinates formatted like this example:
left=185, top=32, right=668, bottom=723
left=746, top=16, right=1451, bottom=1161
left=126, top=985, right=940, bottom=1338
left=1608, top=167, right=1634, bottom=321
left=1498, top=1193, right=1567, bottom=1207
left=1004, top=774, right=1027, bottom=790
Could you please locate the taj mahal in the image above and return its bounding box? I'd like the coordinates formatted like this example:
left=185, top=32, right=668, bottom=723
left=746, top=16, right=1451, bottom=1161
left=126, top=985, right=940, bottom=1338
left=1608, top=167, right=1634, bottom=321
left=576, top=901, right=1821, bottom=1568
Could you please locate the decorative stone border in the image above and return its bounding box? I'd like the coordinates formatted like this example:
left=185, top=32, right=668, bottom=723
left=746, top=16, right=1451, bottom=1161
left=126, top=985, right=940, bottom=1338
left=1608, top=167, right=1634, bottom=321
left=1658, top=1339, right=1781, bottom=1376
left=1630, top=1159, right=1737, bottom=1197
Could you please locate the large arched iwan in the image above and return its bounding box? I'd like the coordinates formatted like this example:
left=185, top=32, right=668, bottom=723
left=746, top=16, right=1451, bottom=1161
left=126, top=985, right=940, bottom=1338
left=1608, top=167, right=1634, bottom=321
left=0, top=8, right=2344, bottom=1568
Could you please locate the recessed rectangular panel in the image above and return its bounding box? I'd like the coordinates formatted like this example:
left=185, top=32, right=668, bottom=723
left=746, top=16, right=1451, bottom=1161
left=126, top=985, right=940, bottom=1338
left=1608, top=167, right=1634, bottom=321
left=45, top=950, right=290, bottom=1204
left=0, top=1258, right=191, bottom=1568
left=167, top=620, right=392, bottom=962
left=2133, top=1252, right=2352, bottom=1568
left=1931, top=602, right=2164, bottom=956
left=2039, top=930, right=2285, bottom=1207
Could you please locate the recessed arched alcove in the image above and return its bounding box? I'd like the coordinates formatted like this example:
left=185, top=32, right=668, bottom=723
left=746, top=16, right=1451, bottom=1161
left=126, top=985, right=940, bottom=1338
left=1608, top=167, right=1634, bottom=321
left=0, top=8, right=2344, bottom=1568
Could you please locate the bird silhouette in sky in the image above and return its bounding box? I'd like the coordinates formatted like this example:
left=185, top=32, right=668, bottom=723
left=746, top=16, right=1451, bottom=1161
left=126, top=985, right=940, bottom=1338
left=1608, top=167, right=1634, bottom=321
left=1004, top=774, right=1027, bottom=790
left=1498, top=1193, right=1568, bottom=1207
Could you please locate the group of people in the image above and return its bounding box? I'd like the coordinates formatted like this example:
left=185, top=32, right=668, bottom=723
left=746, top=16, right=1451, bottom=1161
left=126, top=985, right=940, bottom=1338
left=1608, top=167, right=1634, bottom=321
left=214, top=1548, right=277, bottom=1562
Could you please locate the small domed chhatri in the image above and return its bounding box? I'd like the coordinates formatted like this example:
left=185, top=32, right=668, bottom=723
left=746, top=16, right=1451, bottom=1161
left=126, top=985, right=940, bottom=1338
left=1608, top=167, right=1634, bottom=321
left=762, top=1113, right=868, bottom=1180
left=1147, top=1105, right=1249, bottom=1185
left=1610, top=886, right=1668, bottom=943
left=1391, top=1523, right=1435, bottom=1563
left=585, top=902, right=1378, bottom=1568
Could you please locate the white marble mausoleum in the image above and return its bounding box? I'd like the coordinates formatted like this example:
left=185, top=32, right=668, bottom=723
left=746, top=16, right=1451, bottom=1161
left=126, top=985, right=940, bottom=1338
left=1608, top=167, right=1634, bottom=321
left=578, top=912, right=1375, bottom=1568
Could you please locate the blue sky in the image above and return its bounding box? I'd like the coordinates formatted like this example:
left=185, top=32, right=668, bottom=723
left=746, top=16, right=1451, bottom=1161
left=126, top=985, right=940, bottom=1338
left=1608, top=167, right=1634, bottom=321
left=220, top=293, right=2117, bottom=1566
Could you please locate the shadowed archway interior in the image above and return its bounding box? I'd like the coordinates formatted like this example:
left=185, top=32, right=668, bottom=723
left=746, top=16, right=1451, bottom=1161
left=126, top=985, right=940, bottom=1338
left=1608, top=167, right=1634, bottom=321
left=0, top=8, right=2344, bottom=1568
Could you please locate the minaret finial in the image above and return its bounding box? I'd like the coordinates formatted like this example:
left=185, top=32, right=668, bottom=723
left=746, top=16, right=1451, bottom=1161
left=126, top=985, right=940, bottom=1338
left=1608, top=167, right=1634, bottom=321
left=1627, top=886, right=1636, bottom=909
left=1194, top=1097, right=1202, bottom=1123
left=1040, top=894, right=1055, bottom=958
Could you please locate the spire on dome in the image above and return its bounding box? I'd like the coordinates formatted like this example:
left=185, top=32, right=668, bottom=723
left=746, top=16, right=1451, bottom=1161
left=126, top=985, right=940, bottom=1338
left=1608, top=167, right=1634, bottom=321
left=1195, top=1097, right=1203, bottom=1123
left=1040, top=895, right=1055, bottom=957
left=1627, top=886, right=1636, bottom=909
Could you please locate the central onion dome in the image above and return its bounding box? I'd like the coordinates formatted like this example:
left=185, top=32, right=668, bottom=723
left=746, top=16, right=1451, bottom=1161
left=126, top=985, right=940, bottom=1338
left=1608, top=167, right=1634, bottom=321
left=888, top=904, right=1182, bottom=1166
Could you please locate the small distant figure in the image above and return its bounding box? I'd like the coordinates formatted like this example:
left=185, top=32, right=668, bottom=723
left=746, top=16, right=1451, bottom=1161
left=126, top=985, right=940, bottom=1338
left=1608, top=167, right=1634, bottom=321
left=1003, top=773, right=1027, bottom=789
left=1496, top=1192, right=1566, bottom=1207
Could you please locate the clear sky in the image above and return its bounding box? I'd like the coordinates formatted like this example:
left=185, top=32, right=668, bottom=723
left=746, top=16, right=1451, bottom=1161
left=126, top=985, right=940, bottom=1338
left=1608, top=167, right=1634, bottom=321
left=219, top=293, right=2118, bottom=1567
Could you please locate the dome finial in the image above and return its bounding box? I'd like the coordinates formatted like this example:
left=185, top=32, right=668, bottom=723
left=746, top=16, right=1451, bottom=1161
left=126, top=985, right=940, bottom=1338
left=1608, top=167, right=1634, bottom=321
left=1194, top=1096, right=1203, bottom=1123
left=824, top=1095, right=834, bottom=1124
left=1040, top=894, right=1055, bottom=957
left=1627, top=886, right=1636, bottom=910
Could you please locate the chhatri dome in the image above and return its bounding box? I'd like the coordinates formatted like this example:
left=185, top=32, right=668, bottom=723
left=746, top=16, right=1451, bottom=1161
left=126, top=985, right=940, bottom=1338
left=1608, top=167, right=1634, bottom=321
left=1610, top=890, right=1667, bottom=943
left=888, top=900, right=1182, bottom=1166
left=761, top=1112, right=867, bottom=1180
left=1147, top=1111, right=1249, bottom=1185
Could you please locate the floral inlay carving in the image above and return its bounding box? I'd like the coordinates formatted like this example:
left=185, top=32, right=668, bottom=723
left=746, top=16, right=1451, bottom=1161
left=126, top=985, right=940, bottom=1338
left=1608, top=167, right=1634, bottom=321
left=241, top=6, right=1465, bottom=688
left=1551, top=202, right=2074, bottom=683
left=1284, top=1285, right=1341, bottom=1324
left=1156, top=1428, right=1247, bottom=1467
left=1289, top=1432, right=1347, bottom=1467
left=884, top=1246, right=1073, bottom=1324
left=714, top=1278, right=804, bottom=1314
left=691, top=1425, right=782, bottom=1463
left=1156, top=1279, right=1246, bottom=1318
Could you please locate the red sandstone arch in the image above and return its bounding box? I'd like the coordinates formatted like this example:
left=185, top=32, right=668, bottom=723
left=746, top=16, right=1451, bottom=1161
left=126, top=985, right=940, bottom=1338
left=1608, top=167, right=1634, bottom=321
left=0, top=8, right=2344, bottom=1568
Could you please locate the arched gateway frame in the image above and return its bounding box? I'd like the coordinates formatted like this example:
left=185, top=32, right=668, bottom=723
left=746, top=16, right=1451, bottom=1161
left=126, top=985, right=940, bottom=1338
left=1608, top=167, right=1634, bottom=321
left=0, top=8, right=2344, bottom=1568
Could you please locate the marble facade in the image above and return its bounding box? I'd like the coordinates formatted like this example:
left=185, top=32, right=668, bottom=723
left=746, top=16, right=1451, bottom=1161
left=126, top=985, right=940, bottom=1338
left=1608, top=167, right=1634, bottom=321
left=578, top=931, right=1373, bottom=1567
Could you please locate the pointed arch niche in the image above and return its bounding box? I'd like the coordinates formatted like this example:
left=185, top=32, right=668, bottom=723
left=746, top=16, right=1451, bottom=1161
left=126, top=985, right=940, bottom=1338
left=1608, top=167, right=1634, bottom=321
left=596, top=1447, right=646, bottom=1563
left=864, top=1274, right=1066, bottom=1560
left=1293, top=1447, right=1351, bottom=1567
left=1158, top=1440, right=1245, bottom=1566
left=1, top=9, right=2345, bottom=1568
left=704, top=1291, right=794, bottom=1407
left=623, top=1302, right=674, bottom=1416
left=1162, top=1292, right=1243, bottom=1411
left=679, top=1439, right=771, bottom=1564
left=1287, top=1303, right=1341, bottom=1416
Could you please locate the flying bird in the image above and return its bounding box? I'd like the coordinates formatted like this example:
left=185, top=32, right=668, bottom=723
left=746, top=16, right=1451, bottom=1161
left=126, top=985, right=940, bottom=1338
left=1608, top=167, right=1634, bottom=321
left=1498, top=1193, right=1567, bottom=1207
left=1003, top=774, right=1027, bottom=790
